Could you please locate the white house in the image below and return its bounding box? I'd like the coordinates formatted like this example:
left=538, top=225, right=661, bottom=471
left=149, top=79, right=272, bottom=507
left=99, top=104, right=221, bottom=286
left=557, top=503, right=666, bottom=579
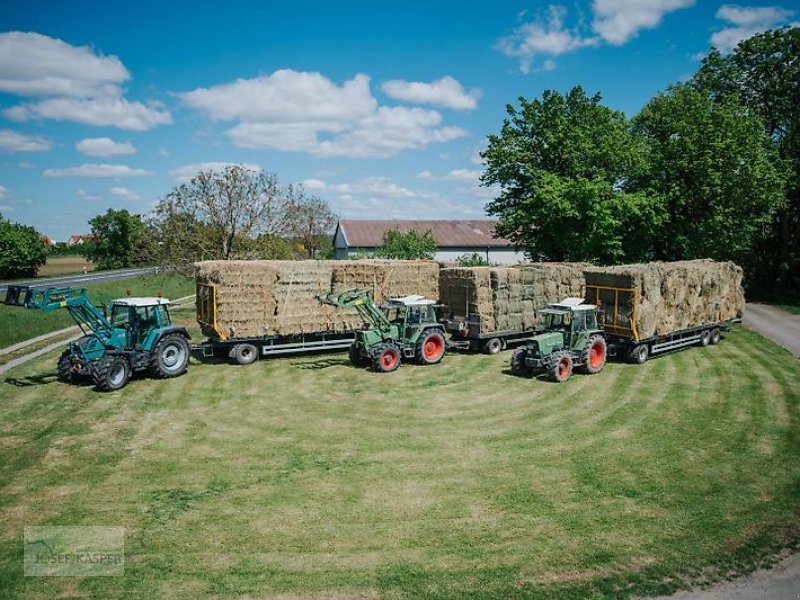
left=333, top=220, right=525, bottom=264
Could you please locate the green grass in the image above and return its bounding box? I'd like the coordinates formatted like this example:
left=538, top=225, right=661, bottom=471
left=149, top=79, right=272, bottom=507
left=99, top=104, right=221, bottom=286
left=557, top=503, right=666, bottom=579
left=778, top=304, right=800, bottom=315
left=0, top=275, right=195, bottom=349
left=0, top=325, right=798, bottom=598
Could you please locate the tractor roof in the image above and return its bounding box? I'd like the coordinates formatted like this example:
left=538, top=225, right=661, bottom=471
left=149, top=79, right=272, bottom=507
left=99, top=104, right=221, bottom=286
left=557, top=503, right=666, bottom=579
left=388, top=294, right=437, bottom=306
left=112, top=297, right=170, bottom=307
left=542, top=297, right=596, bottom=313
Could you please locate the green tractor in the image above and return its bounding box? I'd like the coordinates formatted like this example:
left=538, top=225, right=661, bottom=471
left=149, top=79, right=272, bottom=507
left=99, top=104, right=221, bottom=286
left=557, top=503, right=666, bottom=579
left=4, top=285, right=191, bottom=391
left=317, top=289, right=447, bottom=372
left=510, top=298, right=607, bottom=382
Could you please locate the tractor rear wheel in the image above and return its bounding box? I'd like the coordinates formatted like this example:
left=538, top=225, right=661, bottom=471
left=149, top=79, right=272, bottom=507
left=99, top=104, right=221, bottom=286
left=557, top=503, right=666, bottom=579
left=150, top=333, right=190, bottom=378
left=232, top=343, right=258, bottom=365
left=710, top=328, right=721, bottom=345
left=94, top=356, right=131, bottom=392
left=483, top=337, right=503, bottom=355
left=550, top=352, right=573, bottom=383
left=581, top=335, right=607, bottom=375
left=416, top=330, right=446, bottom=365
left=374, top=343, right=401, bottom=373
left=510, top=348, right=530, bottom=376
left=57, top=350, right=75, bottom=383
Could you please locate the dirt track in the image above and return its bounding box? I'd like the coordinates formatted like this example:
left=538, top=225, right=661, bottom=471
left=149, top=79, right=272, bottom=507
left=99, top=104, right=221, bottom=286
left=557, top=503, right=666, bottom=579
left=743, top=303, right=800, bottom=357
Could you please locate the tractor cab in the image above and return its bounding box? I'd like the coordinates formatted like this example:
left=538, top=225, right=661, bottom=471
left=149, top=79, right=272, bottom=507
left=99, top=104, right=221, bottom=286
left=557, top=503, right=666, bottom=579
left=383, top=295, right=439, bottom=335
left=109, top=297, right=173, bottom=349
left=538, top=297, right=598, bottom=352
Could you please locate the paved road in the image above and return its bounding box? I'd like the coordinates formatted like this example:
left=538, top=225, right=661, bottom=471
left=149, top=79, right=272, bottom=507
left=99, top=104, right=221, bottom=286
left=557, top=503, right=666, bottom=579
left=0, top=267, right=158, bottom=295
left=743, top=303, right=800, bottom=357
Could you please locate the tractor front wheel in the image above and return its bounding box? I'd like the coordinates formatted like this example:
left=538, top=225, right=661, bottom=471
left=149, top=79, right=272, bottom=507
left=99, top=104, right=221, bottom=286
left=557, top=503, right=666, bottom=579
left=57, top=350, right=75, bottom=383
left=349, top=343, right=370, bottom=367
left=94, top=357, right=131, bottom=392
left=416, top=330, right=446, bottom=365
left=581, top=335, right=607, bottom=375
left=374, top=344, right=401, bottom=373
left=510, top=348, right=530, bottom=376
left=550, top=352, right=573, bottom=383
left=150, top=334, right=190, bottom=378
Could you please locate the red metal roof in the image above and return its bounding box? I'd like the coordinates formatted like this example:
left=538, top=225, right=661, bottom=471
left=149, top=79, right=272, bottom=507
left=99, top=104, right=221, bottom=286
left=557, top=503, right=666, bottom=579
left=337, top=220, right=512, bottom=248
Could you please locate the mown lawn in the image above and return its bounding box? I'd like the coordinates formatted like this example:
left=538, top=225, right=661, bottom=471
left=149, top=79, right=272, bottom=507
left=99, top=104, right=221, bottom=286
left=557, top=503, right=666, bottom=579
left=0, top=275, right=195, bottom=349
left=0, top=326, right=798, bottom=598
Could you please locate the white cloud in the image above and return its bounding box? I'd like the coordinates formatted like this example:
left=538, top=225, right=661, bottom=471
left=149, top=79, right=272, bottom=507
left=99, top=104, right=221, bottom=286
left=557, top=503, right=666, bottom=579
left=110, top=186, right=141, bottom=201
left=44, top=164, right=151, bottom=177
left=169, top=162, right=262, bottom=183
left=381, top=76, right=481, bottom=110
left=0, top=31, right=129, bottom=98
left=592, top=0, right=695, bottom=45
left=497, top=5, right=596, bottom=73
left=711, top=4, right=796, bottom=52
left=0, top=185, right=8, bottom=198
left=0, top=205, right=15, bottom=213
left=181, top=69, right=467, bottom=158
left=76, top=137, right=136, bottom=157
left=328, top=177, right=420, bottom=199
left=17, top=161, right=35, bottom=168
left=417, top=169, right=482, bottom=182
left=300, top=178, right=326, bottom=190
left=158, top=147, right=170, bottom=157
left=0, top=129, right=53, bottom=152
left=77, top=188, right=102, bottom=201
left=6, top=97, right=172, bottom=131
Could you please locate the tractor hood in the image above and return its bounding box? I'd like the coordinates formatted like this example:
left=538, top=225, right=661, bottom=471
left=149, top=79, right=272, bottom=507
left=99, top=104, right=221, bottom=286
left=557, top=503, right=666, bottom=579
left=529, top=331, right=565, bottom=357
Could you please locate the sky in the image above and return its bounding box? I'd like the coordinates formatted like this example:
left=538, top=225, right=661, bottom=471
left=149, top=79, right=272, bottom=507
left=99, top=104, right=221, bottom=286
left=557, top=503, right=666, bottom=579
left=0, top=1, right=797, bottom=241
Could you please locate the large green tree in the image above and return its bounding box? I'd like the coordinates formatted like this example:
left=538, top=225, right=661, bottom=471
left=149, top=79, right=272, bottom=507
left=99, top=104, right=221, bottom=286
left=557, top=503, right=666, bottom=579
left=633, top=84, right=785, bottom=270
left=376, top=229, right=437, bottom=260
left=693, top=26, right=800, bottom=296
left=482, top=86, right=663, bottom=264
left=85, top=209, right=145, bottom=270
left=0, top=214, right=47, bottom=279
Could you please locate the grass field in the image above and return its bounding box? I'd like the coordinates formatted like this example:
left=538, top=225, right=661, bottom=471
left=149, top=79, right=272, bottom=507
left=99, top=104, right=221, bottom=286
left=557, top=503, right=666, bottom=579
left=0, top=275, right=195, bottom=349
left=779, top=304, right=800, bottom=315
left=38, top=256, right=95, bottom=277
left=0, top=325, right=798, bottom=598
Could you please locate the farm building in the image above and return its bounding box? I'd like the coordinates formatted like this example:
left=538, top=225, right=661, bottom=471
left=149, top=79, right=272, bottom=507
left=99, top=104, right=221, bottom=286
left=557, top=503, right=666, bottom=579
left=333, top=219, right=525, bottom=264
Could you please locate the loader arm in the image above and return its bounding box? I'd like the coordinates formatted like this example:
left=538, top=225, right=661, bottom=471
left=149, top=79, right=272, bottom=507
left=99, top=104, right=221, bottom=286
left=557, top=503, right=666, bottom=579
left=4, top=285, right=114, bottom=338
left=316, top=288, right=393, bottom=332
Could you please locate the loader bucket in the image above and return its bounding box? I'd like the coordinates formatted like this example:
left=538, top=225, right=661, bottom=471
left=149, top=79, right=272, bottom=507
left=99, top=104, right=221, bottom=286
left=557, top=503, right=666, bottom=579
left=4, top=285, right=33, bottom=307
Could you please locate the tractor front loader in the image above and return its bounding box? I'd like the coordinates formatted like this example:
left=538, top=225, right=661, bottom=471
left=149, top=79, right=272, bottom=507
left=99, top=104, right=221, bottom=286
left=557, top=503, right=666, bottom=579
left=4, top=285, right=191, bottom=391
left=316, top=288, right=447, bottom=372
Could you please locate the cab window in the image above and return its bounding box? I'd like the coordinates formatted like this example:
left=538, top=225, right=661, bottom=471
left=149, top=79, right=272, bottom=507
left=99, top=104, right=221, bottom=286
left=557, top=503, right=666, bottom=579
left=110, top=305, right=130, bottom=327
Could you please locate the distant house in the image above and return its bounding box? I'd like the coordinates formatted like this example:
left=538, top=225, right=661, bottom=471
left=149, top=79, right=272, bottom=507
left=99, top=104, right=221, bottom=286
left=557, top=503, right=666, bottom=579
left=66, top=234, right=97, bottom=246
left=40, top=235, right=54, bottom=248
left=333, top=220, right=525, bottom=264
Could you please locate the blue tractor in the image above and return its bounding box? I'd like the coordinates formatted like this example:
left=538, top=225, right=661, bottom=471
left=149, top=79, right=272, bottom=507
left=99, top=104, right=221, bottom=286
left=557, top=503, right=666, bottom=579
left=4, top=286, right=191, bottom=391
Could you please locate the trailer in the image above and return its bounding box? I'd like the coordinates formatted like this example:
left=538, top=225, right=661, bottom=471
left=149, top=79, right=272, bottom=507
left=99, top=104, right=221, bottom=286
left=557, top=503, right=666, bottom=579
left=442, top=315, right=538, bottom=354
left=586, top=283, right=735, bottom=364
left=195, top=283, right=355, bottom=364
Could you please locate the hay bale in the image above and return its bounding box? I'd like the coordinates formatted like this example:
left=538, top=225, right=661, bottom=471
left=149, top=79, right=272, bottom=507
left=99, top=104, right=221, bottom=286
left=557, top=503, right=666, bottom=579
left=439, top=263, right=586, bottom=334
left=583, top=260, right=745, bottom=339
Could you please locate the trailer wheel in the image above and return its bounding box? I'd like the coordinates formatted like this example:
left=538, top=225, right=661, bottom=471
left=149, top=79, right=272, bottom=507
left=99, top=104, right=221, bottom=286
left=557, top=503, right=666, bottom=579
left=710, top=328, right=721, bottom=345
left=94, top=357, right=130, bottom=392
left=582, top=335, right=607, bottom=375
left=57, top=350, right=75, bottom=383
left=374, top=344, right=401, bottom=373
left=550, top=352, right=573, bottom=383
left=150, top=333, right=190, bottom=378
left=232, top=343, right=258, bottom=365
left=483, top=337, right=503, bottom=355
left=416, top=330, right=446, bottom=365
left=510, top=348, right=530, bottom=376
left=630, top=344, right=649, bottom=365
left=699, top=329, right=711, bottom=347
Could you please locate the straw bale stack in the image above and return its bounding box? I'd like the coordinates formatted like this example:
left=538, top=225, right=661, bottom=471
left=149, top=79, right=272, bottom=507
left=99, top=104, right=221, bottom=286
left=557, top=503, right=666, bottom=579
left=583, top=260, right=745, bottom=339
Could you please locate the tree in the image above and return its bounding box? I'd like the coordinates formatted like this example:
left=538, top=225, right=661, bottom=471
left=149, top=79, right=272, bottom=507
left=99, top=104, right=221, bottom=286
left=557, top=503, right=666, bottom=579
left=376, top=229, right=437, bottom=260
left=151, top=165, right=296, bottom=264
left=85, top=209, right=145, bottom=270
left=692, top=26, right=800, bottom=296
left=633, top=84, right=785, bottom=270
left=284, top=187, right=338, bottom=258
left=482, top=86, right=663, bottom=264
left=0, top=214, right=47, bottom=278
left=456, top=252, right=490, bottom=267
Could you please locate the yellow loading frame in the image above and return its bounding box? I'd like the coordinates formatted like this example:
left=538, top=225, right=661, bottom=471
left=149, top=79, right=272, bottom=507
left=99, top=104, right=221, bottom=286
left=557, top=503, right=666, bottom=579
left=196, top=283, right=227, bottom=341
left=586, top=284, right=641, bottom=342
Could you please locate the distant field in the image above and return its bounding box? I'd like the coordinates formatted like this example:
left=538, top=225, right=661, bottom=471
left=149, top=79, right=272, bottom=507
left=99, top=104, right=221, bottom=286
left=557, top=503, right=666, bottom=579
left=38, top=256, right=95, bottom=277
left=0, top=326, right=797, bottom=598
left=0, top=275, right=195, bottom=349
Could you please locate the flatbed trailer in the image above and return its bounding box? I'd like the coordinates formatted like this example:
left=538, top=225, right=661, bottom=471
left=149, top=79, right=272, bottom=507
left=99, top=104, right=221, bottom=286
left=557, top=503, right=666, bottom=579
left=442, top=316, right=538, bottom=354
left=586, top=283, right=738, bottom=364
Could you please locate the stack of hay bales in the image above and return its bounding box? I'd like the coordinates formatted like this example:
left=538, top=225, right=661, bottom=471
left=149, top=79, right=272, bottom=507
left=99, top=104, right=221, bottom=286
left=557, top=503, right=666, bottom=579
left=195, top=259, right=441, bottom=339
left=583, top=260, right=745, bottom=339
left=438, top=263, right=586, bottom=334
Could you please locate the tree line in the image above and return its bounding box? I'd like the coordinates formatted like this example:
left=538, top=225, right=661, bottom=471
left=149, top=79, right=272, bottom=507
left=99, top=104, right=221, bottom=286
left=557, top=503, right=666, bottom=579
left=483, top=26, right=799, bottom=299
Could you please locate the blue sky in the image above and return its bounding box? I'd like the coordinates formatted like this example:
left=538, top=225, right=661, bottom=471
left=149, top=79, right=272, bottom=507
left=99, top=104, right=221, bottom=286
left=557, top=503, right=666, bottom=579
left=0, top=0, right=796, bottom=241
